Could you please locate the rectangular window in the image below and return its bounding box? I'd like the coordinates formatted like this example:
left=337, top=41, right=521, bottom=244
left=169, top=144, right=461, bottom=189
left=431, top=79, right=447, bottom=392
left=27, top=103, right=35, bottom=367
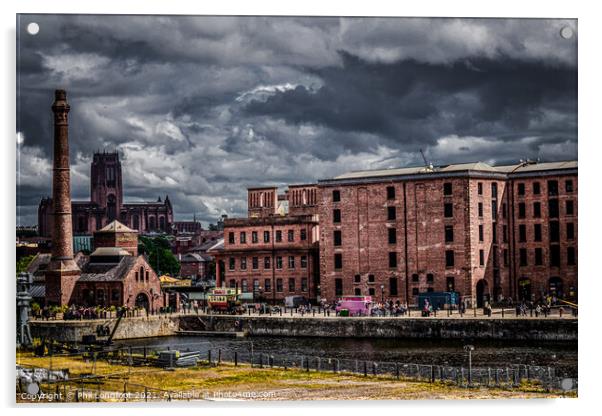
left=354, top=274, right=361, bottom=283
left=565, top=180, right=574, bottom=193
left=276, top=278, right=283, bottom=292
left=264, top=230, right=270, bottom=243
left=519, top=224, right=527, bottom=242
left=518, top=183, right=525, bottom=196
left=478, top=202, right=483, bottom=217
left=519, top=248, right=528, bottom=266
left=264, top=256, right=271, bottom=269
left=567, top=222, right=575, bottom=240
left=411, top=274, right=419, bottom=283
left=300, top=229, right=307, bottom=241
left=386, top=186, right=395, bottom=200
left=502, top=203, right=508, bottom=219
left=533, top=182, right=541, bottom=195
left=229, top=257, right=235, bottom=270
left=354, top=288, right=362, bottom=296
left=333, top=209, right=341, bottom=223
left=334, top=253, right=343, bottom=269
left=252, top=231, right=258, bottom=243
left=445, top=225, right=454, bottom=243
left=332, top=190, right=341, bottom=202
left=253, top=279, right=260, bottom=291
left=388, top=252, right=397, bottom=268
left=550, top=245, right=561, bottom=267
left=300, top=255, right=307, bottom=268
left=492, top=224, right=497, bottom=243
left=518, top=203, right=526, bottom=219
left=252, top=257, right=259, bottom=270
left=443, top=182, right=453, bottom=196
left=241, top=279, right=248, bottom=292
left=533, top=202, right=541, bottom=218
left=387, top=206, right=396, bottom=220
left=548, top=199, right=559, bottom=218
left=288, top=256, right=295, bottom=269
left=479, top=224, right=484, bottom=242
left=301, top=278, right=308, bottom=292
left=334, top=230, right=342, bottom=246
left=276, top=256, right=283, bottom=269
left=288, top=278, right=295, bottom=292
left=503, top=249, right=509, bottom=267
left=240, top=257, right=247, bottom=270
left=479, top=249, right=485, bottom=266
left=389, top=278, right=398, bottom=296
left=228, top=232, right=235, bottom=244
left=445, top=250, right=454, bottom=267
left=288, top=230, right=294, bottom=242
left=477, top=182, right=483, bottom=195
left=503, top=225, right=508, bottom=243
left=567, top=247, right=576, bottom=265
left=240, top=231, right=247, bottom=244
left=548, top=180, right=559, bottom=196
left=491, top=201, right=497, bottom=220
left=491, top=182, right=498, bottom=198
left=535, top=248, right=543, bottom=265
left=335, top=278, right=343, bottom=296
left=444, top=203, right=453, bottom=218
left=534, top=224, right=542, bottom=242
left=264, top=279, right=271, bottom=292
left=550, top=221, right=560, bottom=242
left=566, top=200, right=574, bottom=216
left=493, top=250, right=499, bottom=267
left=275, top=230, right=282, bottom=242
left=368, top=274, right=375, bottom=282
left=388, top=227, right=397, bottom=244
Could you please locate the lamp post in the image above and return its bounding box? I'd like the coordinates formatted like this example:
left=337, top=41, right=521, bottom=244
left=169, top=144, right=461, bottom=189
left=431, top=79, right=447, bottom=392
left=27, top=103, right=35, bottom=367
left=380, top=284, right=385, bottom=303
left=464, top=344, right=475, bottom=386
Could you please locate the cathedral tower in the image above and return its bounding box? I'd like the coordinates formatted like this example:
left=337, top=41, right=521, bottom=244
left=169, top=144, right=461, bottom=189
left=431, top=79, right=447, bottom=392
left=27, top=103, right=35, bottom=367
left=91, top=151, right=123, bottom=221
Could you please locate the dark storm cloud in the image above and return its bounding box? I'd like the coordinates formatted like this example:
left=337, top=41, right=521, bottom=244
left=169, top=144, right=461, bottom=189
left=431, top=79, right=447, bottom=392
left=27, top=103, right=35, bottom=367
left=16, top=15, right=577, bottom=226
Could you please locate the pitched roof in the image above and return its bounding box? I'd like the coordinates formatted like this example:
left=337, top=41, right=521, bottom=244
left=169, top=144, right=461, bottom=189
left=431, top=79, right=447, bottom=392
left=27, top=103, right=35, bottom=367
left=98, top=220, right=136, bottom=233
left=78, top=256, right=138, bottom=282
left=90, top=247, right=132, bottom=257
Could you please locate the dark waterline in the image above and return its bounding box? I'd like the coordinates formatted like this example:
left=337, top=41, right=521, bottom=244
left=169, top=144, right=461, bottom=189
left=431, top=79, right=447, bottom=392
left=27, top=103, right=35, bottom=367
left=117, top=336, right=578, bottom=378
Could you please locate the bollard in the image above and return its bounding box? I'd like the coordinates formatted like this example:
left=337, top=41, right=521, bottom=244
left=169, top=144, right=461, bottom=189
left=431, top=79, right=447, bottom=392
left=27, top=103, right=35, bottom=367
left=218, top=349, right=222, bottom=365
left=372, top=362, right=377, bottom=376
left=364, top=361, right=368, bottom=377
left=234, top=351, right=238, bottom=367
left=145, top=387, right=148, bottom=402
left=208, top=350, right=212, bottom=366
left=430, top=366, right=435, bottom=383
left=327, top=310, right=330, bottom=317
left=270, top=355, right=274, bottom=368
left=395, top=363, right=400, bottom=380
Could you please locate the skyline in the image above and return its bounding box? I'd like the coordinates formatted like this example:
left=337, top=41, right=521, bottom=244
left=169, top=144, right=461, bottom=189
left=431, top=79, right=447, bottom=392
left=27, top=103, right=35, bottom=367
left=16, top=15, right=577, bottom=226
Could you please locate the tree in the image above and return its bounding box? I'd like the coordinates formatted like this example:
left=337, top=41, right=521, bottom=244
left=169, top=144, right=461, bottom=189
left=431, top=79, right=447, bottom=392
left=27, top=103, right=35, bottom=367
left=16, top=255, right=35, bottom=275
left=138, top=236, right=180, bottom=276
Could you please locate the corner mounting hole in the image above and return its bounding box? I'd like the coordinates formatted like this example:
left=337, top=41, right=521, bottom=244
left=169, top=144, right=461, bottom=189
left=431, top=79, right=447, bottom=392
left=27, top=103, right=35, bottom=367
left=560, top=26, right=573, bottom=40
left=27, top=22, right=40, bottom=35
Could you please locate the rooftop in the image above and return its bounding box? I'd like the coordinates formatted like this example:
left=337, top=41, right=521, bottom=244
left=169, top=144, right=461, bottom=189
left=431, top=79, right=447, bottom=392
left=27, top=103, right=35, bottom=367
left=97, top=220, right=136, bottom=233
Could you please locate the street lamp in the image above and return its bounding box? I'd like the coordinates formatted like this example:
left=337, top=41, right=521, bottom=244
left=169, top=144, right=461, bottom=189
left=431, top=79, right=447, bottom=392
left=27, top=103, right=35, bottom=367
left=464, top=345, right=475, bottom=386
left=380, top=284, right=385, bottom=303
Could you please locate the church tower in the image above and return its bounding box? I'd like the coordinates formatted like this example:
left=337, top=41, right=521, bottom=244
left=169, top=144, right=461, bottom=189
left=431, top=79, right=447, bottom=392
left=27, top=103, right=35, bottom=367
left=91, top=151, right=123, bottom=222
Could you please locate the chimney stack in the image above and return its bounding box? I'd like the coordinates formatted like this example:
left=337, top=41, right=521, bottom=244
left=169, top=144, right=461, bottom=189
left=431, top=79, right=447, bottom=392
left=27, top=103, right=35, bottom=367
left=45, top=89, right=80, bottom=306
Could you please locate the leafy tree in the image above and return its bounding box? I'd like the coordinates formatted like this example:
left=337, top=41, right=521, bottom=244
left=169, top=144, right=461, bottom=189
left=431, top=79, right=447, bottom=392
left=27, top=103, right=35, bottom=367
left=16, top=255, right=35, bottom=274
left=138, top=236, right=180, bottom=276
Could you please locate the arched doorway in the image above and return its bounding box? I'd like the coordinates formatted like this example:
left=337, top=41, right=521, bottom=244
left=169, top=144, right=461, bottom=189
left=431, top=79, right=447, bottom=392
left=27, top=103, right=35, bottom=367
left=135, top=293, right=150, bottom=311
left=518, top=278, right=532, bottom=301
left=446, top=276, right=455, bottom=292
left=476, top=279, right=489, bottom=308
left=549, top=277, right=563, bottom=298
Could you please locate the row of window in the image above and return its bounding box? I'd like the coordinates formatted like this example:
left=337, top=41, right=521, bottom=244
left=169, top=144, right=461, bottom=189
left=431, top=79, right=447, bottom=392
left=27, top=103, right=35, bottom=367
left=518, top=222, right=575, bottom=243
left=517, top=200, right=574, bottom=219
left=228, top=229, right=307, bottom=244
left=517, top=179, right=574, bottom=197
left=134, top=267, right=150, bottom=282
left=228, top=278, right=309, bottom=293
left=519, top=246, right=576, bottom=267
left=228, top=255, right=308, bottom=271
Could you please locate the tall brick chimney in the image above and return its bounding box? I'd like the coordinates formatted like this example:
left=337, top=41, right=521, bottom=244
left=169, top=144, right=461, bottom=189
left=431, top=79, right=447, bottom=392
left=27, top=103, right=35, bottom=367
left=45, top=89, right=80, bottom=306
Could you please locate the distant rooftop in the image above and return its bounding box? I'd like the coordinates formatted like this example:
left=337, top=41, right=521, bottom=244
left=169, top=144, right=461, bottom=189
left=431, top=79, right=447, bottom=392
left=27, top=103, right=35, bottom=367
left=98, top=220, right=136, bottom=233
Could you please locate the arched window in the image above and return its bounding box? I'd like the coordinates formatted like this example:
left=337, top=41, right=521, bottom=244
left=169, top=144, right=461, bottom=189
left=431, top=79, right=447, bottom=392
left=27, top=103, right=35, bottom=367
left=139, top=267, right=144, bottom=283
left=132, top=214, right=140, bottom=231
left=149, top=216, right=156, bottom=230
left=159, top=216, right=165, bottom=231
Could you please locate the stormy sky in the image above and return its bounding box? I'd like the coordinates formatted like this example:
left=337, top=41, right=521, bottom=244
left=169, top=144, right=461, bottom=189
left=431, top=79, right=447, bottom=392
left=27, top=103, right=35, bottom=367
left=16, top=15, right=577, bottom=226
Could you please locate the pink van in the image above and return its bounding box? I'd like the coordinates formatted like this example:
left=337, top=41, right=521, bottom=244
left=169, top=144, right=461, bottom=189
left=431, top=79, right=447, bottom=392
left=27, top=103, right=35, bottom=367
left=335, top=296, right=372, bottom=316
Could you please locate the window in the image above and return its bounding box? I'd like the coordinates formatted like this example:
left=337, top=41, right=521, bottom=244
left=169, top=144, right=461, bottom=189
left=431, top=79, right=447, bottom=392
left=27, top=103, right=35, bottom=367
left=491, top=182, right=498, bottom=198
left=252, top=231, right=258, bottom=243
left=240, top=257, right=247, bottom=270
left=444, top=203, right=453, bottom=218
left=300, top=229, right=307, bottom=241
left=491, top=201, right=497, bottom=220
left=479, top=224, right=484, bottom=242
left=301, top=278, right=308, bottom=292
left=519, top=224, right=527, bottom=242
left=427, top=287, right=435, bottom=293
left=264, top=256, right=271, bottom=269
left=334, top=230, right=342, bottom=246
left=252, top=257, right=259, bottom=270
left=264, top=230, right=270, bottom=243
left=111, top=288, right=120, bottom=302
left=388, top=228, right=397, bottom=244
left=229, top=257, right=235, bottom=270
left=354, top=274, right=361, bottom=283
left=548, top=180, right=558, bottom=196
left=534, top=224, right=542, bottom=242
left=479, top=249, right=485, bottom=266
left=228, top=232, right=235, bottom=244
left=387, top=206, right=396, bottom=220
left=265, top=279, right=271, bottom=292
left=276, top=278, right=283, bottom=292
left=275, top=230, right=282, bottom=242
left=288, top=256, right=295, bottom=269
left=288, top=230, right=294, bottom=242
left=550, top=221, right=560, bottom=242
left=567, top=223, right=575, bottom=240
left=549, top=199, right=559, bottom=218
left=446, top=276, right=455, bottom=291
left=535, top=248, right=543, bottom=266
left=332, top=190, right=341, bottom=202
left=550, top=245, right=561, bottom=267
left=288, top=278, right=296, bottom=292
left=389, top=278, right=398, bottom=296
left=503, top=225, right=508, bottom=243
left=502, top=203, right=508, bottom=219
left=567, top=247, right=576, bottom=265
left=135, top=271, right=139, bottom=282
left=445, top=250, right=454, bottom=267
left=492, top=224, right=497, bottom=243
left=519, top=248, right=528, bottom=266
left=445, top=225, right=454, bottom=243
left=146, top=271, right=149, bottom=281
left=478, top=182, right=483, bottom=195
left=518, top=183, right=525, bottom=196
left=388, top=252, right=397, bottom=268
left=565, top=180, right=574, bottom=193
left=533, top=182, right=541, bottom=195
left=518, top=203, right=526, bottom=219
left=241, top=279, right=248, bottom=292
left=412, top=288, right=419, bottom=296
left=411, top=274, right=419, bottom=283
left=253, top=279, right=260, bottom=291
left=240, top=232, right=246, bottom=243
left=493, top=250, right=499, bottom=267
left=334, top=253, right=343, bottom=269
left=478, top=202, right=483, bottom=217
left=443, top=182, right=453, bottom=196
left=386, top=186, right=395, bottom=200
left=333, top=209, right=341, bottom=223
left=533, top=202, right=541, bottom=218
left=503, top=249, right=509, bottom=267
left=276, top=256, right=283, bottom=269
left=566, top=200, right=574, bottom=216
left=426, top=273, right=434, bottom=283
left=368, top=274, right=375, bottom=283
left=369, top=288, right=375, bottom=296
left=335, top=278, right=343, bottom=296
left=354, top=288, right=362, bottom=296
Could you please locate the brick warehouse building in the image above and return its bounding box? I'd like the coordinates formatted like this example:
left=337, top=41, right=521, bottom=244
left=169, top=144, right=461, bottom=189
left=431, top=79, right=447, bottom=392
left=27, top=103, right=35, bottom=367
left=318, top=160, right=577, bottom=307
left=210, top=185, right=320, bottom=302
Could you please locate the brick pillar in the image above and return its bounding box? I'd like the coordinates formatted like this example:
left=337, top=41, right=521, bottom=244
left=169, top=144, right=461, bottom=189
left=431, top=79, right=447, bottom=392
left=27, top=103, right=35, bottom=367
left=215, top=257, right=222, bottom=288
left=45, top=90, right=80, bottom=306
